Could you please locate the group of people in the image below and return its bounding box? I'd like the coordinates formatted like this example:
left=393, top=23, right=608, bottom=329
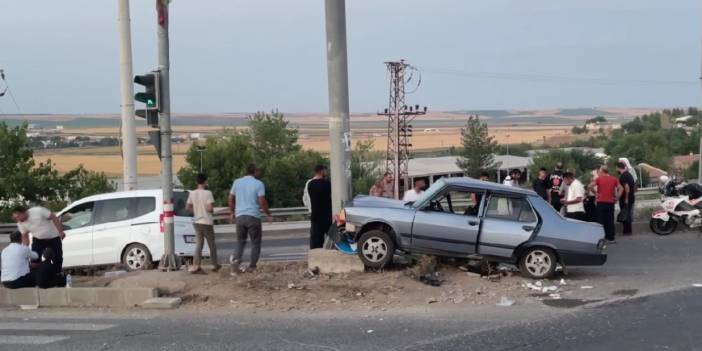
left=1, top=206, right=67, bottom=289
left=531, top=160, right=637, bottom=243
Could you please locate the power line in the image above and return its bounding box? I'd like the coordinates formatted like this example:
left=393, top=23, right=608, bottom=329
left=0, top=69, right=23, bottom=114
left=420, top=66, right=698, bottom=87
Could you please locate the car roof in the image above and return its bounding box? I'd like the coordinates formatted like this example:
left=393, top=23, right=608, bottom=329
left=441, top=177, right=537, bottom=196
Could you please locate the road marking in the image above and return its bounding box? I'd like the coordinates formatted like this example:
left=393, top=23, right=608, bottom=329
left=0, top=335, right=69, bottom=345
left=0, top=322, right=116, bottom=331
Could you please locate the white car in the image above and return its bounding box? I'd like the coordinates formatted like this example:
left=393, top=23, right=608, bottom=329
left=57, top=189, right=209, bottom=271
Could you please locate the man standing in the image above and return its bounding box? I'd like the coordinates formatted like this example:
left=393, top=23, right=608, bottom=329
left=186, top=174, right=220, bottom=274
left=589, top=166, right=621, bottom=243
left=617, top=161, right=636, bottom=235
left=402, top=179, right=426, bottom=202
left=532, top=168, right=551, bottom=202
left=12, top=205, right=65, bottom=272
left=306, top=165, right=332, bottom=249
left=549, top=163, right=564, bottom=211
left=562, top=172, right=586, bottom=221
left=1, top=231, right=38, bottom=289
left=228, top=164, right=271, bottom=274
left=381, top=172, right=394, bottom=199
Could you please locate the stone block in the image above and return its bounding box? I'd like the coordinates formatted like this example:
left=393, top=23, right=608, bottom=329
left=308, top=248, right=365, bottom=274
left=124, top=288, right=157, bottom=307
left=38, top=288, right=68, bottom=306
left=0, top=288, right=8, bottom=306
left=67, top=288, right=97, bottom=306
left=141, top=297, right=181, bottom=309
left=94, top=288, right=126, bottom=307
left=8, top=288, right=38, bottom=306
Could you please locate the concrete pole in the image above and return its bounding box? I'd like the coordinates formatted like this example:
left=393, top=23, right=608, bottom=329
left=324, top=0, right=352, bottom=215
left=156, top=0, right=179, bottom=270
left=117, top=0, right=138, bottom=191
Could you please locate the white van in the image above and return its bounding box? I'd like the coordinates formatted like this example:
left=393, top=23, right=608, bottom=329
left=57, top=189, right=209, bottom=271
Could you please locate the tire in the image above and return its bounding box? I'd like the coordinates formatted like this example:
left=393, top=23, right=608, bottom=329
left=649, top=218, right=677, bottom=236
left=122, top=244, right=153, bottom=271
left=519, top=247, right=557, bottom=279
left=357, top=230, right=395, bottom=269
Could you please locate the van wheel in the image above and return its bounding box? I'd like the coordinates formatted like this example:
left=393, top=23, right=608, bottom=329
left=122, top=244, right=153, bottom=271
left=357, top=230, right=395, bottom=268
left=519, top=247, right=557, bottom=279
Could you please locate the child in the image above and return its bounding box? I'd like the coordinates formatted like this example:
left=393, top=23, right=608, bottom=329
left=36, top=248, right=66, bottom=289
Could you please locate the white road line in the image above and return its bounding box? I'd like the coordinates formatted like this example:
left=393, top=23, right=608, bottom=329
left=0, top=335, right=69, bottom=345
left=0, top=322, right=116, bottom=331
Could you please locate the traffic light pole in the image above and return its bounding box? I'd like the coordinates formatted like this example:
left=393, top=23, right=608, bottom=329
left=156, top=0, right=179, bottom=271
left=324, top=0, right=352, bottom=220
left=117, top=0, right=138, bottom=191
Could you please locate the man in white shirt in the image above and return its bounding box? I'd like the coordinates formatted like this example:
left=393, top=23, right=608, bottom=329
left=186, top=174, right=220, bottom=274
left=1, top=231, right=38, bottom=289
left=403, top=179, right=426, bottom=202
left=12, top=205, right=65, bottom=272
left=562, top=172, right=586, bottom=221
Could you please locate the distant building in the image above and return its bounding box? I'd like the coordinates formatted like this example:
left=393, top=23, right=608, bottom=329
left=406, top=155, right=533, bottom=187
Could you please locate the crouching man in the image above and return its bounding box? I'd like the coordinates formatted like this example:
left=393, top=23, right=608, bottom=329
left=12, top=205, right=65, bottom=272
left=1, top=231, right=38, bottom=289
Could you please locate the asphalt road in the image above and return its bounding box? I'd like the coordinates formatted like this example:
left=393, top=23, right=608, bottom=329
left=0, top=287, right=700, bottom=350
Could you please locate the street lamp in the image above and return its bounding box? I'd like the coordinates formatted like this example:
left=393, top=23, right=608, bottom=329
left=195, top=144, right=206, bottom=173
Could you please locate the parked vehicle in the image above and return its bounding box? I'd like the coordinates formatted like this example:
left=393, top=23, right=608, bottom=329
left=57, top=190, right=207, bottom=271
left=337, top=177, right=606, bottom=279
left=650, top=177, right=702, bottom=235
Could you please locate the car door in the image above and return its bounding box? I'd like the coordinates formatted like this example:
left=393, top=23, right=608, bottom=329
left=130, top=196, right=159, bottom=251
left=91, top=197, right=135, bottom=265
left=59, top=201, right=95, bottom=267
left=411, top=186, right=483, bottom=256
left=478, top=194, right=538, bottom=258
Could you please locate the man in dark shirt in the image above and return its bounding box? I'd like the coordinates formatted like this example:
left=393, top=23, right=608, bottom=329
left=35, top=248, right=66, bottom=289
left=549, top=163, right=564, bottom=211
left=306, top=165, right=332, bottom=249
left=532, top=168, right=551, bottom=202
left=617, top=161, right=636, bottom=235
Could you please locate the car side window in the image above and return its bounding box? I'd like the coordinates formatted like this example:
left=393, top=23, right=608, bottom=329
left=61, top=202, right=94, bottom=230
left=433, top=189, right=477, bottom=215
left=135, top=197, right=156, bottom=218
left=94, top=198, right=133, bottom=225
left=486, top=196, right=536, bottom=222
left=173, top=191, right=193, bottom=218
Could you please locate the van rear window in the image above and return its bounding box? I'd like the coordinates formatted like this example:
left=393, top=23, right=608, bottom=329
left=173, top=191, right=192, bottom=217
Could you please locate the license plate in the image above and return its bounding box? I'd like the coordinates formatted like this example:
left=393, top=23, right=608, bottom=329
left=184, top=235, right=196, bottom=243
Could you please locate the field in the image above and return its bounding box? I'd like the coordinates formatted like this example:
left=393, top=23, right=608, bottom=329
left=20, top=107, right=651, bottom=177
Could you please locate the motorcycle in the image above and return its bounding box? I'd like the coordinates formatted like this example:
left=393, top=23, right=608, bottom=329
left=650, top=176, right=702, bottom=235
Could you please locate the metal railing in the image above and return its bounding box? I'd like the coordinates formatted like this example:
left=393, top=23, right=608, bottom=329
left=0, top=223, right=15, bottom=235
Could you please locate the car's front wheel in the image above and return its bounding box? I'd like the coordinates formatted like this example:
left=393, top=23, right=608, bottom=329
left=519, top=247, right=557, bottom=279
left=122, top=243, right=153, bottom=271
left=357, top=230, right=395, bottom=268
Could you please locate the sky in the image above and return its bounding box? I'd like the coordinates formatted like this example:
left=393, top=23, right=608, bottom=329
left=1, top=0, right=701, bottom=115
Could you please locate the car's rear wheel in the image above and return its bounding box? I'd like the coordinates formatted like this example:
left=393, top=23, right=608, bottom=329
left=357, top=230, right=395, bottom=268
left=649, top=218, right=677, bottom=236
left=519, top=247, right=557, bottom=279
left=122, top=244, right=153, bottom=271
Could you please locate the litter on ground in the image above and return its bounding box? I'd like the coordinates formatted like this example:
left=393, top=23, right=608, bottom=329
left=496, top=296, right=515, bottom=307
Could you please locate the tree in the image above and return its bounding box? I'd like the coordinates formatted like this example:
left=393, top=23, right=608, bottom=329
left=350, top=139, right=383, bottom=196
left=529, top=149, right=602, bottom=182
left=246, top=110, right=301, bottom=161
left=456, top=116, right=501, bottom=177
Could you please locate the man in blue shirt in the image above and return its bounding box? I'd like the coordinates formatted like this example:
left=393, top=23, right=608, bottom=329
left=228, top=164, right=271, bottom=274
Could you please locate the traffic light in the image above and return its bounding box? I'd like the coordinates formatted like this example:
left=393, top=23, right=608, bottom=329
left=134, top=71, right=160, bottom=128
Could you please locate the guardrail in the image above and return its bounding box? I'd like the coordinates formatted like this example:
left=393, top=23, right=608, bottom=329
left=0, top=223, right=15, bottom=235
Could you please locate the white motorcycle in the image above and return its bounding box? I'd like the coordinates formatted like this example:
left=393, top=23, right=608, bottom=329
left=650, top=176, right=702, bottom=235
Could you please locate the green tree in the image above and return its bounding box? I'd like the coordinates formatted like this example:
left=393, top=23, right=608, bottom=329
left=350, top=139, right=383, bottom=196
left=247, top=110, right=301, bottom=161
left=456, top=116, right=501, bottom=177
left=529, top=149, right=602, bottom=182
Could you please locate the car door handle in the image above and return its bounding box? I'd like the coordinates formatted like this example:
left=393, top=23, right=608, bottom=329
left=522, top=225, right=534, bottom=231
left=468, top=220, right=478, bottom=226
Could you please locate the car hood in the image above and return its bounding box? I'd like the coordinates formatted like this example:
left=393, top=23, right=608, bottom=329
left=349, top=195, right=408, bottom=209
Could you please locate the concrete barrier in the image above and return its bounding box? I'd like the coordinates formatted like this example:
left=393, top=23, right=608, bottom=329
left=308, top=249, right=365, bottom=274
left=0, top=287, right=158, bottom=308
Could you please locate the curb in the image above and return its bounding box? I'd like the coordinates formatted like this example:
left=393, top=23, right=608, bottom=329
left=0, top=287, right=157, bottom=308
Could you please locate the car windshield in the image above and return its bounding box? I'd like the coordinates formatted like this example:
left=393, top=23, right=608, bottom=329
left=411, top=178, right=446, bottom=208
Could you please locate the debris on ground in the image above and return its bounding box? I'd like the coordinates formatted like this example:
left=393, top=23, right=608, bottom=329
left=303, top=267, right=319, bottom=279
left=559, top=278, right=567, bottom=286
left=692, top=283, right=702, bottom=288
left=580, top=285, right=594, bottom=289
left=548, top=293, right=561, bottom=299
left=542, top=286, right=558, bottom=293
left=103, top=270, right=127, bottom=278
left=496, top=296, right=515, bottom=306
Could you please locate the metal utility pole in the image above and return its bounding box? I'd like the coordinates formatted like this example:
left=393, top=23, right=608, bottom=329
left=156, top=0, right=179, bottom=271
left=324, top=0, right=352, bottom=215
left=118, top=0, right=138, bottom=191
left=378, top=60, right=426, bottom=199
left=699, top=29, right=702, bottom=183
